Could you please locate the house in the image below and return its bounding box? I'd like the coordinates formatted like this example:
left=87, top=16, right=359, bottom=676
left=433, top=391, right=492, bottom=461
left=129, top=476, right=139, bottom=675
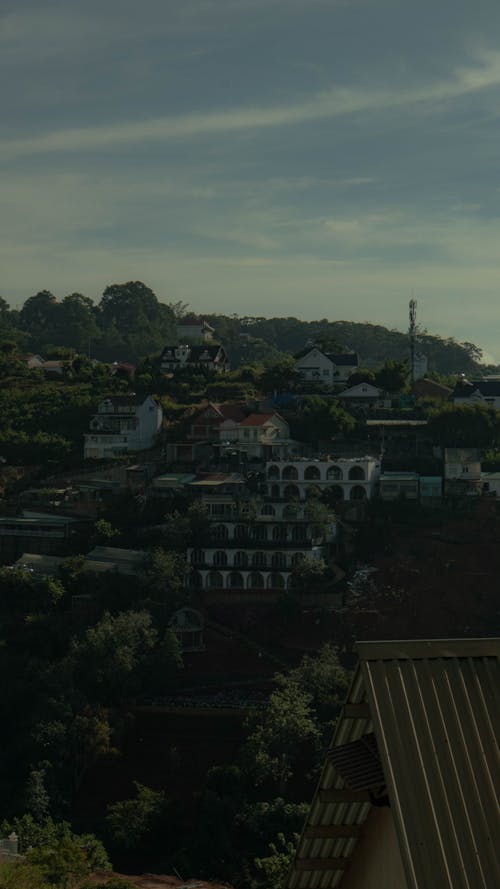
left=286, top=637, right=500, bottom=889
left=444, top=447, right=481, bottom=496
left=176, top=316, right=214, bottom=342
left=84, top=394, right=162, bottom=459
left=160, top=343, right=229, bottom=375
left=235, top=412, right=292, bottom=461
left=0, top=511, right=89, bottom=560
left=164, top=403, right=245, bottom=464
left=379, top=472, right=419, bottom=500
left=337, top=383, right=391, bottom=409
left=452, top=378, right=500, bottom=408
left=17, top=353, right=44, bottom=369
left=411, top=377, right=451, bottom=401
left=296, top=348, right=359, bottom=385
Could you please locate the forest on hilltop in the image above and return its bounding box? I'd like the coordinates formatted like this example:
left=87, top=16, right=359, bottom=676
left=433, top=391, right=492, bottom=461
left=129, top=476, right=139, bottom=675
left=0, top=282, right=491, bottom=375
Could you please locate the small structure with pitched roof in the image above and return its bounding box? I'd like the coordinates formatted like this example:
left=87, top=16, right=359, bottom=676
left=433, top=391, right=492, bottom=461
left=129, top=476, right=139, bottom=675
left=286, top=637, right=500, bottom=889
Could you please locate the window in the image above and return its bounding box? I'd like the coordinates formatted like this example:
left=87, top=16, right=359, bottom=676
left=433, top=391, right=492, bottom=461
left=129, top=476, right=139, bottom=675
left=191, top=549, right=205, bottom=565
left=282, top=465, right=298, bottom=480
left=268, top=465, right=280, bottom=480
left=349, top=465, right=365, bottom=481
left=213, top=550, right=228, bottom=567
left=272, top=552, right=286, bottom=569
left=212, top=524, right=228, bottom=541
left=234, top=551, right=248, bottom=568
left=252, top=551, right=267, bottom=568
left=261, top=504, right=276, bottom=516
left=304, top=465, right=321, bottom=481
left=327, top=465, right=342, bottom=481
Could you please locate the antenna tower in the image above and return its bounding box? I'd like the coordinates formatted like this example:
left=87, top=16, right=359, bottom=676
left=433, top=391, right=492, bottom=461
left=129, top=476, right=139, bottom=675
left=409, top=298, right=417, bottom=382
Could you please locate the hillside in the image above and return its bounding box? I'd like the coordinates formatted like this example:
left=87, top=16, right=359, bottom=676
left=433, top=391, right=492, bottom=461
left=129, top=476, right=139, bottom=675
left=205, top=313, right=489, bottom=375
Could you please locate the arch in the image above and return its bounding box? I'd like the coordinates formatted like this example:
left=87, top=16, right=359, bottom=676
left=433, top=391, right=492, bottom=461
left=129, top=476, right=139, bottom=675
left=248, top=571, right=264, bottom=589
left=327, top=464, right=342, bottom=481
left=252, top=551, right=267, bottom=568
left=284, top=484, right=300, bottom=501
left=268, top=573, right=285, bottom=589
left=252, top=524, right=268, bottom=542
left=292, top=524, right=307, bottom=542
left=234, top=524, right=247, bottom=541
left=327, top=485, right=344, bottom=501
left=170, top=607, right=204, bottom=630
left=234, top=551, right=248, bottom=568
left=267, top=464, right=280, bottom=480
left=348, top=465, right=365, bottom=481
left=228, top=571, right=244, bottom=589
left=190, top=549, right=205, bottom=565
left=212, top=524, right=228, bottom=542
left=272, top=524, right=288, bottom=542
left=213, top=550, right=228, bottom=567
left=291, top=552, right=305, bottom=567
left=189, top=570, right=203, bottom=589
left=282, top=465, right=299, bottom=480
left=304, top=465, right=321, bottom=480
left=283, top=503, right=298, bottom=519
left=272, top=552, right=287, bottom=569
left=350, top=485, right=367, bottom=500
left=261, top=503, right=276, bottom=516
left=207, top=570, right=223, bottom=589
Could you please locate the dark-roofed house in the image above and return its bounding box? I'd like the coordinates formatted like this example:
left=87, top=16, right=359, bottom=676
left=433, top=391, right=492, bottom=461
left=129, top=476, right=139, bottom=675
left=84, top=394, right=162, bottom=459
left=453, top=378, right=500, bottom=409
left=160, top=343, right=229, bottom=375
left=286, top=637, right=500, bottom=889
left=296, top=348, right=359, bottom=385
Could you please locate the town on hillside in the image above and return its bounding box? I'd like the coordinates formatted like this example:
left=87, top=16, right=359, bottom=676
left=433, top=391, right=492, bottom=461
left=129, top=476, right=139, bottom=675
left=0, top=285, right=499, bottom=888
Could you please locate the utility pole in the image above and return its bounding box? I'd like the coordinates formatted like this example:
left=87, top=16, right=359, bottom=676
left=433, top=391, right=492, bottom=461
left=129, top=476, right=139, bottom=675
left=409, top=298, right=417, bottom=382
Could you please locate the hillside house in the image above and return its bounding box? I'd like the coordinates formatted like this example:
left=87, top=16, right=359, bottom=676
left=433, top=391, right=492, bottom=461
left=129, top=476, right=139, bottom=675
left=160, top=343, right=229, bottom=375
left=165, top=403, right=245, bottom=464
left=176, top=316, right=214, bottom=342
left=379, top=472, right=419, bottom=501
left=444, top=447, right=481, bottom=496
left=337, top=383, right=390, bottom=410
left=84, top=394, right=162, bottom=459
left=234, top=412, right=294, bottom=461
left=286, top=637, right=500, bottom=889
left=296, top=348, right=359, bottom=385
left=452, top=378, right=500, bottom=408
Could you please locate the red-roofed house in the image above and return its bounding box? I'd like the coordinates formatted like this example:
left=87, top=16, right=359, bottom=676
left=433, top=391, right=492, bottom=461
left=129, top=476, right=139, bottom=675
left=236, top=412, right=291, bottom=459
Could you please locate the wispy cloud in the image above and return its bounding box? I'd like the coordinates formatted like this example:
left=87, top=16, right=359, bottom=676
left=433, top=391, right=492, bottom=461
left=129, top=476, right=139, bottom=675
left=2, top=50, right=500, bottom=158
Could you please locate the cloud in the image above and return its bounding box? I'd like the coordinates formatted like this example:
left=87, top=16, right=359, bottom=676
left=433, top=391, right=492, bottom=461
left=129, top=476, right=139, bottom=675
left=2, top=50, right=500, bottom=158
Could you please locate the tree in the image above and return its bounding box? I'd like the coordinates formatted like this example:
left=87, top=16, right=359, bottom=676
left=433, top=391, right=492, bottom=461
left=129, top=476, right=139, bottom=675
left=24, top=767, right=50, bottom=821
left=374, top=359, right=410, bottom=393
left=71, top=611, right=157, bottom=705
left=105, top=782, right=168, bottom=851
left=251, top=832, right=299, bottom=889
left=20, top=292, right=58, bottom=343
left=98, top=281, right=176, bottom=359
left=244, top=684, right=319, bottom=792
left=427, top=403, right=500, bottom=448
left=144, top=548, right=188, bottom=611
left=93, top=519, right=119, bottom=543
left=260, top=357, right=300, bottom=394
left=0, top=860, right=54, bottom=889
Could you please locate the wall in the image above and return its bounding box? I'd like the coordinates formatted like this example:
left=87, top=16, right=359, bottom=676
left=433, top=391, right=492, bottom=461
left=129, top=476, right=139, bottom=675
left=340, top=807, right=409, bottom=889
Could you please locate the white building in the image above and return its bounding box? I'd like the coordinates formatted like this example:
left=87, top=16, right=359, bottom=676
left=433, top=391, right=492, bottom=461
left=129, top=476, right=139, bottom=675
left=453, top=379, right=500, bottom=409
left=84, top=394, right=162, bottom=459
left=264, top=457, right=381, bottom=502
left=160, top=343, right=229, bottom=375
left=295, top=348, right=359, bottom=385
left=337, top=383, right=391, bottom=409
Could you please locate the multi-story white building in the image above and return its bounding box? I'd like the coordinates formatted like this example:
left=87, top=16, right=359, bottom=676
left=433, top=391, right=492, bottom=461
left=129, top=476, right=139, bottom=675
left=84, top=394, right=163, bottom=459
left=263, top=457, right=381, bottom=502
left=185, top=473, right=336, bottom=593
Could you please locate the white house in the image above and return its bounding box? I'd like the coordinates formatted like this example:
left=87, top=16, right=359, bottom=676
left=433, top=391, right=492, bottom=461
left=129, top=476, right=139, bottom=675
left=444, top=447, right=481, bottom=496
left=84, top=394, right=163, bottom=459
left=235, top=413, right=292, bottom=460
left=337, top=382, right=391, bottom=409
left=176, top=317, right=214, bottom=342
left=295, top=348, right=359, bottom=385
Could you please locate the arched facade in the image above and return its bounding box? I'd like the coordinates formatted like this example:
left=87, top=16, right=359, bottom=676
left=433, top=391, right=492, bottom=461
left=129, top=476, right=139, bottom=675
left=327, top=465, right=342, bottom=481
left=213, top=550, right=228, bottom=566
left=283, top=465, right=299, bottom=480
left=284, top=484, right=300, bottom=500
left=350, top=485, right=367, bottom=500
left=349, top=465, right=365, bottom=480
left=248, top=571, right=264, bottom=589
left=234, top=551, right=248, bottom=568
left=304, top=465, right=321, bottom=480
left=228, top=571, right=244, bottom=589
left=267, top=464, right=280, bottom=480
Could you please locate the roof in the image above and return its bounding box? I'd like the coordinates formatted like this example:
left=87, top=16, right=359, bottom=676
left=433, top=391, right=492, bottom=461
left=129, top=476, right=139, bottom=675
left=327, top=353, right=359, bottom=367
left=100, top=394, right=147, bottom=406
left=453, top=379, right=500, bottom=398
left=411, top=378, right=452, bottom=399
left=211, top=403, right=246, bottom=422
left=286, top=637, right=500, bottom=889
left=337, top=384, right=383, bottom=398
left=189, top=472, right=244, bottom=487
left=239, top=412, right=283, bottom=427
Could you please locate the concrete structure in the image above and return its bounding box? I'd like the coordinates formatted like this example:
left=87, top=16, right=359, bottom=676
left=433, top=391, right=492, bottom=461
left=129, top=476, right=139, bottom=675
left=286, top=637, right=500, bottom=889
left=264, top=458, right=381, bottom=502
left=295, top=348, right=359, bottom=385
left=84, top=394, right=162, bottom=459
left=419, top=475, right=442, bottom=500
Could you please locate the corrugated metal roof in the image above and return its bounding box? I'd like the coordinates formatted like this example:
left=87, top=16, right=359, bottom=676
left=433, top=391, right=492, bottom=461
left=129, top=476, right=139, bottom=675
left=286, top=638, right=500, bottom=889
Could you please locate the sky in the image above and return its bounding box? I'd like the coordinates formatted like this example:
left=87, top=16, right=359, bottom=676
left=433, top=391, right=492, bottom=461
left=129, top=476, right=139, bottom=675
left=2, top=0, right=500, bottom=360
